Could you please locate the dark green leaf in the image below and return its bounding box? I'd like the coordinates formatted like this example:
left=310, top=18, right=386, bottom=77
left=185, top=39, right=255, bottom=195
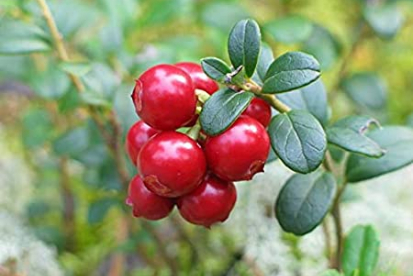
left=201, top=57, right=232, bottom=82
left=346, top=126, right=413, bottom=183
left=342, top=225, right=380, bottom=276
left=253, top=43, right=274, bottom=85
left=265, top=16, right=313, bottom=44
left=302, top=25, right=341, bottom=70
left=327, top=116, right=385, bottom=157
left=341, top=73, right=387, bottom=111
left=0, top=20, right=51, bottom=54
left=262, top=51, right=320, bottom=94
left=200, top=88, right=253, bottom=136
left=228, top=19, right=261, bottom=77
left=268, top=110, right=327, bottom=173
left=275, top=171, right=336, bottom=235
left=88, top=198, right=118, bottom=224
left=277, top=79, right=329, bottom=126
left=364, top=3, right=403, bottom=39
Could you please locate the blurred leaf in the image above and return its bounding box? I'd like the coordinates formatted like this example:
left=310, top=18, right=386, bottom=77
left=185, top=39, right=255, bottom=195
left=327, top=116, right=385, bottom=157
left=342, top=225, right=380, bottom=276
left=266, top=148, right=278, bottom=164
left=275, top=171, right=336, bottom=235
left=88, top=198, right=119, bottom=224
left=98, top=0, right=138, bottom=28
left=265, top=15, right=313, bottom=44
left=253, top=43, right=274, bottom=85
left=33, top=226, right=65, bottom=251
left=21, top=108, right=53, bottom=149
left=26, top=201, right=51, bottom=218
left=346, top=126, right=413, bottom=183
left=99, top=21, right=123, bottom=52
left=364, top=3, right=403, bottom=39
left=319, top=270, right=343, bottom=276
left=228, top=19, right=261, bottom=77
left=53, top=126, right=90, bottom=157
left=0, top=19, right=51, bottom=54
left=277, top=79, right=329, bottom=126
left=302, top=25, right=341, bottom=70
left=58, top=89, right=80, bottom=113
left=82, top=63, right=120, bottom=99
left=202, top=2, right=249, bottom=32
left=59, top=62, right=92, bottom=77
left=80, top=90, right=111, bottom=107
left=341, top=72, right=387, bottom=111
left=113, top=84, right=139, bottom=130
left=200, top=88, right=253, bottom=136
left=262, top=51, right=320, bottom=94
left=139, top=0, right=178, bottom=26
left=31, top=68, right=70, bottom=99
left=201, top=57, right=231, bottom=82
left=268, top=110, right=327, bottom=173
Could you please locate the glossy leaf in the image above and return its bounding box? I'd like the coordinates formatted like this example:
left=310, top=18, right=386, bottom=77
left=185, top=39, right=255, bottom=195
left=364, top=3, right=403, bottom=39
left=342, top=225, right=380, bottom=276
left=228, top=19, right=261, bottom=77
left=302, top=25, right=341, bottom=70
left=275, top=171, right=336, bottom=235
left=200, top=88, right=253, bottom=136
left=327, top=116, right=385, bottom=158
left=341, top=73, right=387, bottom=111
left=265, top=16, right=313, bottom=44
left=0, top=20, right=51, bottom=54
left=346, top=126, right=413, bottom=183
left=268, top=110, right=327, bottom=173
left=201, top=57, right=232, bottom=82
left=277, top=79, right=329, bottom=126
left=262, top=51, right=320, bottom=94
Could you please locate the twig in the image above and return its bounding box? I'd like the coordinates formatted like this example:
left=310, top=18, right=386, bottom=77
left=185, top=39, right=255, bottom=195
left=322, top=220, right=333, bottom=262
left=108, top=216, right=129, bottom=276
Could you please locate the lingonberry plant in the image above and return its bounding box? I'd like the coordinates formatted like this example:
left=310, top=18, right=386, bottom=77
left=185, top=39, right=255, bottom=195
left=126, top=18, right=413, bottom=275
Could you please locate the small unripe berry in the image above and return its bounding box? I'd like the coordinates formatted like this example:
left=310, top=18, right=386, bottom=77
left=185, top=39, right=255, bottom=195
left=177, top=174, right=237, bottom=228
left=138, top=132, right=207, bottom=197
left=126, top=175, right=175, bottom=220
left=132, top=64, right=197, bottom=130
left=204, top=116, right=270, bottom=181
left=125, top=121, right=160, bottom=165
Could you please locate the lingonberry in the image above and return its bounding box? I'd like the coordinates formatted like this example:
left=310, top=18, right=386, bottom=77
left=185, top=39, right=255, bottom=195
left=204, top=115, right=270, bottom=181
left=138, top=132, right=207, bottom=197
left=132, top=64, right=197, bottom=130
left=175, top=62, right=219, bottom=95
left=242, top=98, right=272, bottom=127
left=177, top=174, right=237, bottom=228
left=126, top=175, right=175, bottom=220
left=125, top=120, right=160, bottom=165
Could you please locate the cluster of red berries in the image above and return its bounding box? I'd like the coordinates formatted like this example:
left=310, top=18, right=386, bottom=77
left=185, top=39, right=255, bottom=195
left=125, top=62, right=271, bottom=227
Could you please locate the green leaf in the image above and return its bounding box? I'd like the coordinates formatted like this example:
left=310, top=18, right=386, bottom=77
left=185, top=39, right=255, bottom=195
left=58, top=89, right=80, bottom=113
left=200, top=88, right=254, bottom=136
left=342, top=225, right=380, bottom=276
left=262, top=51, right=320, bottom=94
left=265, top=16, right=313, bottom=44
left=53, top=126, right=90, bottom=157
left=277, top=79, right=329, bottom=126
left=275, top=171, right=336, bottom=235
left=341, top=73, right=387, bottom=111
left=22, top=109, right=53, bottom=149
left=253, top=43, right=274, bottom=85
left=364, top=3, right=403, bottom=39
left=228, top=19, right=261, bottom=77
left=202, top=2, right=249, bottom=32
left=319, top=270, right=343, bottom=276
left=266, top=148, right=278, bottom=164
left=201, top=57, right=231, bottom=82
left=268, top=110, right=327, bottom=173
left=59, top=62, right=92, bottom=77
left=31, top=68, right=70, bottom=99
left=88, top=198, right=118, bottom=224
left=0, top=20, right=51, bottom=54
left=80, top=90, right=111, bottom=107
left=302, top=25, right=341, bottom=70
left=327, top=116, right=385, bottom=158
left=346, top=126, right=413, bottom=183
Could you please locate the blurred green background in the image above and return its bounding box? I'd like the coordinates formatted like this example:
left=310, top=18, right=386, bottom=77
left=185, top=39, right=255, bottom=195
left=0, top=0, right=413, bottom=275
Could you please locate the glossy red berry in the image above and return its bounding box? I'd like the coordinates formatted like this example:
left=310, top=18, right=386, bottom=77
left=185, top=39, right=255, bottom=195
left=126, top=175, right=175, bottom=220
left=132, top=64, right=197, bottom=130
left=204, top=115, right=270, bottom=182
left=177, top=174, right=237, bottom=228
left=242, top=98, right=272, bottom=127
left=175, top=62, right=219, bottom=95
left=138, top=132, right=207, bottom=197
left=125, top=121, right=160, bottom=165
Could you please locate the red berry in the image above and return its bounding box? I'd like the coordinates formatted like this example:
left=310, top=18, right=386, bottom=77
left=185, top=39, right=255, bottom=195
left=125, top=121, right=160, bottom=165
left=132, top=64, right=197, bottom=130
left=204, top=116, right=270, bottom=181
left=138, top=132, right=207, bottom=197
left=177, top=174, right=237, bottom=228
left=175, top=62, right=219, bottom=95
left=126, top=175, right=175, bottom=220
left=242, top=98, right=272, bottom=127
